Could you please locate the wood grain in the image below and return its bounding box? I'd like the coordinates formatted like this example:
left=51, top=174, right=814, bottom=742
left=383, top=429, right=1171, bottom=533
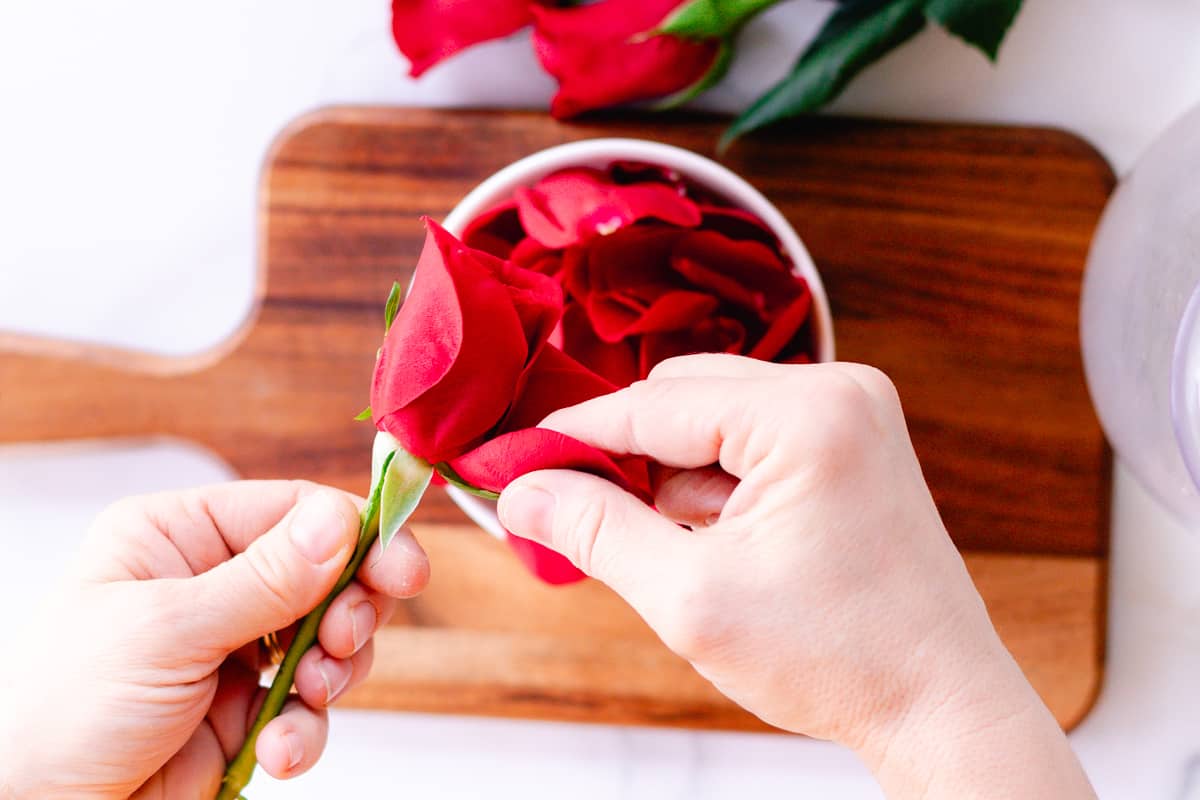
left=0, top=108, right=1112, bottom=730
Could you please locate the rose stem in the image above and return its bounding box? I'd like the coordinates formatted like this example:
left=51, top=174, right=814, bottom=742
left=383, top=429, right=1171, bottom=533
left=216, top=504, right=379, bottom=800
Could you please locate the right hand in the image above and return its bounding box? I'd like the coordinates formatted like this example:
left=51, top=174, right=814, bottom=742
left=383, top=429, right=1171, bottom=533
left=498, top=353, right=1095, bottom=799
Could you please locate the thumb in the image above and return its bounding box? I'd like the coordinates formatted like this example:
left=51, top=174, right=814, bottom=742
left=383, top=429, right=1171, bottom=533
left=184, top=489, right=360, bottom=651
left=498, top=470, right=692, bottom=614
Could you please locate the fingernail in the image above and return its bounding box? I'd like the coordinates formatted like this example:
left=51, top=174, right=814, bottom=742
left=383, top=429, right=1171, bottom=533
left=350, top=602, right=377, bottom=653
left=318, top=655, right=352, bottom=704
left=289, top=492, right=347, bottom=564
left=498, top=484, right=556, bottom=544
left=283, top=730, right=304, bottom=771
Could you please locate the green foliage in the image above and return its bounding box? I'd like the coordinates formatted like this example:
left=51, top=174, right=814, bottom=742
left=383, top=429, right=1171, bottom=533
left=721, top=0, right=1024, bottom=145
left=384, top=281, right=402, bottom=333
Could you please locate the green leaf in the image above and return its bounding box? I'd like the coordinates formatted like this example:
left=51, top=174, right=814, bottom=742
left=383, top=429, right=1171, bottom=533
left=653, top=38, right=734, bottom=110
left=721, top=0, right=926, bottom=148
left=435, top=462, right=501, bottom=501
left=923, top=0, right=1022, bottom=60
left=383, top=281, right=402, bottom=333
left=379, top=447, right=433, bottom=551
left=353, top=406, right=372, bottom=421
left=652, top=0, right=782, bottom=39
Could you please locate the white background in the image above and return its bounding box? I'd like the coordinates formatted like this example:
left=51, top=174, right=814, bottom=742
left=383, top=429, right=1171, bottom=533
left=3, top=1, right=1200, bottom=797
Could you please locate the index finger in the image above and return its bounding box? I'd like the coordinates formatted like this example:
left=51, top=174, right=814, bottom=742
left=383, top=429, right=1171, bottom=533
left=539, top=376, right=780, bottom=478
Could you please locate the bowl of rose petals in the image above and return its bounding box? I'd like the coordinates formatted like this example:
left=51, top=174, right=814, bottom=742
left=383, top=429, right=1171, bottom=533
left=437, top=138, right=834, bottom=562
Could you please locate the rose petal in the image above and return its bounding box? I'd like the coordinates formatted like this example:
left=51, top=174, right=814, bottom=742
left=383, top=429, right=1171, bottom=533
left=561, top=302, right=640, bottom=386
left=447, top=428, right=636, bottom=495
left=517, top=168, right=700, bottom=249
left=699, top=205, right=788, bottom=258
left=747, top=287, right=814, bottom=362
left=671, top=230, right=802, bottom=316
left=392, top=0, right=533, bottom=77
left=461, top=201, right=524, bottom=259
left=505, top=534, right=585, bottom=585
left=531, top=0, right=719, bottom=118
left=638, top=316, right=747, bottom=377
left=512, top=236, right=564, bottom=277
left=501, top=346, right=616, bottom=432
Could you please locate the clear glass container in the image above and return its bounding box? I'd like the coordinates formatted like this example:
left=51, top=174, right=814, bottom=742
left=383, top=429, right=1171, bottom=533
left=1081, top=103, right=1200, bottom=521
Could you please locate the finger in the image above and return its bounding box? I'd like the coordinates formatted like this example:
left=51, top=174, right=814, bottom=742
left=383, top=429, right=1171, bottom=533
left=356, top=527, right=431, bottom=599
left=82, top=480, right=365, bottom=581
left=499, top=469, right=696, bottom=615
left=206, top=661, right=262, bottom=762
left=540, top=376, right=777, bottom=477
left=181, top=489, right=360, bottom=651
left=647, top=352, right=791, bottom=380
left=294, top=640, right=375, bottom=707
left=130, top=724, right=224, bottom=800
left=654, top=466, right=739, bottom=527
left=256, top=698, right=329, bottom=780
left=317, top=580, right=396, bottom=659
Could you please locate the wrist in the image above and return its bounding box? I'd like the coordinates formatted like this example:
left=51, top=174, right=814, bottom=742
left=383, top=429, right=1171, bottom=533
left=856, top=647, right=1094, bottom=799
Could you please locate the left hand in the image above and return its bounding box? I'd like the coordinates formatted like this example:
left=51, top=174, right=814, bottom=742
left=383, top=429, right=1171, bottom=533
left=0, top=480, right=430, bottom=799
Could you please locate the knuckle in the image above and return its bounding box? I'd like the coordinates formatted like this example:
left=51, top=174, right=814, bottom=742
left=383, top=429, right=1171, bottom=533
left=242, top=546, right=302, bottom=621
left=556, top=489, right=611, bottom=574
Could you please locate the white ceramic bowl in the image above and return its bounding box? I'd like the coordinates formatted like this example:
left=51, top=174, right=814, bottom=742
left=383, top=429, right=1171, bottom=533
left=440, top=138, right=835, bottom=539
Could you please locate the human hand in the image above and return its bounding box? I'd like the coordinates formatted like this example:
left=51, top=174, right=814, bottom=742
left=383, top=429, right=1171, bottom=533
left=498, top=354, right=1095, bottom=799
left=0, top=480, right=429, bottom=799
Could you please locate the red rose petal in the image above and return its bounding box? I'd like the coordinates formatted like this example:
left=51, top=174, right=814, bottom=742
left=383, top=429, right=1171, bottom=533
left=461, top=200, right=524, bottom=259
left=447, top=428, right=636, bottom=495
left=517, top=168, right=699, bottom=249
left=638, top=316, right=747, bottom=377
left=501, top=345, right=616, bottom=433
left=561, top=302, right=640, bottom=386
left=511, top=236, right=564, bottom=277
left=531, top=0, right=720, bottom=119
left=747, top=288, right=814, bottom=362
left=392, top=0, right=533, bottom=77
left=505, top=534, right=585, bottom=585
left=671, top=230, right=802, bottom=316
left=699, top=205, right=788, bottom=258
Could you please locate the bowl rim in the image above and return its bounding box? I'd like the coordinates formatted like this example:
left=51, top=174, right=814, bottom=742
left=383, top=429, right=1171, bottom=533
left=439, top=137, right=836, bottom=540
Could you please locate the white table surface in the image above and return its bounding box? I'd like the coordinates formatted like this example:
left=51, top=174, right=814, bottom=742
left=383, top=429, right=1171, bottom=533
left=3, top=1, right=1200, bottom=797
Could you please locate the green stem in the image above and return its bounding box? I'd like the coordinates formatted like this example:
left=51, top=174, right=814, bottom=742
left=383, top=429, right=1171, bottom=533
left=216, top=506, right=380, bottom=800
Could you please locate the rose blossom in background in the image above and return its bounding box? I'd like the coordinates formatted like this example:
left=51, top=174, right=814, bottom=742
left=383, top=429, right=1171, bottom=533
left=390, top=0, right=718, bottom=117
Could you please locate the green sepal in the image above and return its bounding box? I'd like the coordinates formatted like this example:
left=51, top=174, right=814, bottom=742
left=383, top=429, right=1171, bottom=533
left=720, top=0, right=926, bottom=149
left=361, top=450, right=394, bottom=536
left=652, top=38, right=734, bottom=110
left=353, top=406, right=373, bottom=421
left=383, top=281, right=403, bottom=333
left=651, top=0, right=781, bottom=40
left=922, top=0, right=1022, bottom=61
left=435, top=462, right=501, bottom=501
left=379, top=447, right=433, bottom=551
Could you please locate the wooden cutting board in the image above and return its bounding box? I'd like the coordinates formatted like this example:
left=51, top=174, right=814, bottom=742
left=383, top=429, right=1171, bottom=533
left=0, top=107, right=1113, bottom=732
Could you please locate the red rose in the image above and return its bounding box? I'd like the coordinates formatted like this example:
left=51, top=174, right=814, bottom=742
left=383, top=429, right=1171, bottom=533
left=370, top=218, right=563, bottom=462
left=372, top=219, right=652, bottom=583
left=391, top=0, right=534, bottom=77
left=531, top=0, right=720, bottom=118
left=463, top=162, right=817, bottom=386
